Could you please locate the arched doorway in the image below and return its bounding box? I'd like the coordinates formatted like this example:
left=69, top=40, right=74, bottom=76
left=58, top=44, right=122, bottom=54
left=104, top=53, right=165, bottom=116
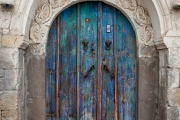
left=46, top=1, right=136, bottom=119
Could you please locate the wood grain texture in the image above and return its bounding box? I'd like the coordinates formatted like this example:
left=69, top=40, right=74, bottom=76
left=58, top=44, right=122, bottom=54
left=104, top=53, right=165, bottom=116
left=46, top=19, right=57, bottom=119
left=116, top=9, right=137, bottom=120
left=59, top=5, right=77, bottom=119
left=101, top=3, right=115, bottom=119
left=79, top=2, right=98, bottom=120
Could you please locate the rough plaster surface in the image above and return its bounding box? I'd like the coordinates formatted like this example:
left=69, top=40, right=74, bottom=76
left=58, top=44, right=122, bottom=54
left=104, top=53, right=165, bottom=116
left=0, top=0, right=180, bottom=119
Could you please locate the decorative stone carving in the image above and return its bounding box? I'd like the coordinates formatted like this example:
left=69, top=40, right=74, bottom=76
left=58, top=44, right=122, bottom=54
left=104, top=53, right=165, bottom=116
left=141, top=26, right=153, bottom=46
left=30, top=23, right=48, bottom=43
left=118, top=0, right=137, bottom=11
left=29, top=44, right=45, bottom=55
left=135, top=6, right=151, bottom=26
left=49, top=0, right=68, bottom=9
left=30, top=0, right=154, bottom=55
left=35, top=4, right=52, bottom=23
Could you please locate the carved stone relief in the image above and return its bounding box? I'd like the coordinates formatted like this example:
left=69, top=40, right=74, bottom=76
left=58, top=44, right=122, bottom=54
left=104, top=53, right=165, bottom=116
left=141, top=26, right=153, bottom=46
left=49, top=0, right=69, bottom=9
left=30, top=23, right=48, bottom=43
left=35, top=4, right=52, bottom=24
left=30, top=0, right=154, bottom=55
left=118, top=0, right=137, bottom=11
left=135, top=6, right=151, bottom=26
left=29, top=44, right=45, bottom=56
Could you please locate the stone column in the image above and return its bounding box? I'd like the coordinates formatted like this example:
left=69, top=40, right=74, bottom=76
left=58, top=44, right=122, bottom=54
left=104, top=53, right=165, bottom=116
left=138, top=45, right=159, bottom=120
left=0, top=33, right=28, bottom=119
left=159, top=37, right=180, bottom=120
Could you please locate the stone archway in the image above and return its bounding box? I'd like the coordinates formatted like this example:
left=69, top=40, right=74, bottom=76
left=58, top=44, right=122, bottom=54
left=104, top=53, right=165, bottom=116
left=26, top=0, right=159, bottom=119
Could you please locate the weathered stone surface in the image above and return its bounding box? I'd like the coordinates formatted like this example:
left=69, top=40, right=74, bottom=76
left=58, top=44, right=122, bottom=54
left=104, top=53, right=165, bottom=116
left=0, top=11, right=12, bottom=29
left=0, top=0, right=14, bottom=5
left=27, top=55, right=45, bottom=99
left=0, top=91, right=18, bottom=110
left=27, top=99, right=46, bottom=120
left=178, top=107, right=180, bottom=120
left=139, top=45, right=158, bottom=57
left=0, top=91, right=19, bottom=119
left=168, top=88, right=180, bottom=106
left=0, top=78, right=3, bottom=90
left=2, top=35, right=26, bottom=48
left=0, top=69, right=4, bottom=78
left=138, top=57, right=159, bottom=120
left=0, top=48, right=19, bottom=69
left=159, top=105, right=166, bottom=120
left=168, top=47, right=180, bottom=68
left=167, top=107, right=179, bottom=120
left=168, top=69, right=179, bottom=88
left=0, top=70, right=18, bottom=90
left=159, top=49, right=168, bottom=68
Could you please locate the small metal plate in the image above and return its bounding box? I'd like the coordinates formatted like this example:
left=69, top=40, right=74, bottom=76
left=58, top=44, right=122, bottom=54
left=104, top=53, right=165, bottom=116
left=107, top=25, right=111, bottom=33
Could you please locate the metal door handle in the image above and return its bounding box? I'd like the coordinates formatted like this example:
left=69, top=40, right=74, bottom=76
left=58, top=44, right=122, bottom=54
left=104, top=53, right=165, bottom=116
left=103, top=65, right=114, bottom=78
left=84, top=65, right=95, bottom=78
left=82, top=39, right=89, bottom=50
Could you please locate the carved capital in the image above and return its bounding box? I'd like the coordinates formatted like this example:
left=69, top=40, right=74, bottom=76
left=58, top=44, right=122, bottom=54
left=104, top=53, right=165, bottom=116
left=29, top=43, right=45, bottom=55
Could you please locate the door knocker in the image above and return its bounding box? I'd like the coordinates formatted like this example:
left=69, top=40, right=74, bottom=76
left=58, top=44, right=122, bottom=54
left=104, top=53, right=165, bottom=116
left=82, top=39, right=89, bottom=50
left=105, top=39, right=112, bottom=50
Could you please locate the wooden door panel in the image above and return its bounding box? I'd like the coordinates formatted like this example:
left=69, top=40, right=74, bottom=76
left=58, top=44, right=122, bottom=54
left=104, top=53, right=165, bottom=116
left=116, top=9, right=136, bottom=120
left=79, top=2, right=98, bottom=119
left=101, top=3, right=115, bottom=119
left=46, top=2, right=136, bottom=120
left=46, top=19, right=57, bottom=119
left=59, top=5, right=77, bottom=119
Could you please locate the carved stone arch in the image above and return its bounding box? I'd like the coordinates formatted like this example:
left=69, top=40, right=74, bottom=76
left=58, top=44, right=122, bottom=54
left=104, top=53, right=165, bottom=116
left=29, top=0, right=154, bottom=56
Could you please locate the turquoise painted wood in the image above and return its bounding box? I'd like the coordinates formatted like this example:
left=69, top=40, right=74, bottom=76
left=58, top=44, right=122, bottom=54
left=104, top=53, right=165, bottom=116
left=59, top=5, right=77, bottom=120
left=79, top=2, right=98, bottom=119
left=46, top=19, right=57, bottom=119
left=101, top=3, right=115, bottom=119
left=46, top=1, right=136, bottom=120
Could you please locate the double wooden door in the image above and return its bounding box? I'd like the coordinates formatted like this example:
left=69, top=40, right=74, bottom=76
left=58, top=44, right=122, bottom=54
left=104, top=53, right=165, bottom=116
left=46, top=2, right=136, bottom=120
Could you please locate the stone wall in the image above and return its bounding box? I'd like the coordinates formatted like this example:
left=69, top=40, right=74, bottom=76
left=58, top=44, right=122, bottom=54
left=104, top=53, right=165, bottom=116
left=0, top=0, right=180, bottom=120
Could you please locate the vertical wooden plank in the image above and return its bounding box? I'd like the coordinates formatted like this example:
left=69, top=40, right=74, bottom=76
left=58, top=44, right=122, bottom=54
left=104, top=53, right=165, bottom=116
left=77, top=4, right=80, bottom=120
left=55, top=15, right=60, bottom=120
left=114, top=8, right=119, bottom=120
left=101, top=3, right=115, bottom=119
left=79, top=2, right=98, bottom=119
left=46, top=19, right=57, bottom=120
left=116, top=9, right=136, bottom=120
left=97, top=2, right=102, bottom=120
left=59, top=5, right=77, bottom=120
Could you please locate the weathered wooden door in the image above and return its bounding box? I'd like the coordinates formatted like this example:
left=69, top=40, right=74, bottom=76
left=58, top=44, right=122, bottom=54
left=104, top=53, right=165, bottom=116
left=46, top=2, right=136, bottom=120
